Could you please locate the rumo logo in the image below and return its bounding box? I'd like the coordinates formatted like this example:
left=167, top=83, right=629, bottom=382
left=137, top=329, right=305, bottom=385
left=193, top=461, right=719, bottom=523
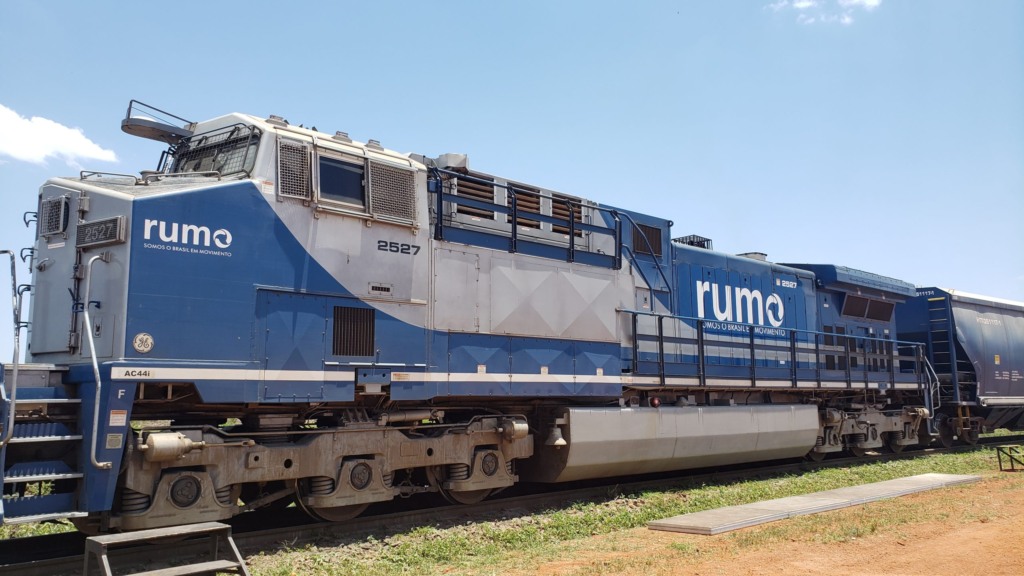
left=144, top=219, right=232, bottom=249
left=696, top=281, right=785, bottom=327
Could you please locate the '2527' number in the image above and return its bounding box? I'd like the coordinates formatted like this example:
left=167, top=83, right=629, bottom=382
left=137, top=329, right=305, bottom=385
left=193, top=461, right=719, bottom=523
left=377, top=240, right=421, bottom=255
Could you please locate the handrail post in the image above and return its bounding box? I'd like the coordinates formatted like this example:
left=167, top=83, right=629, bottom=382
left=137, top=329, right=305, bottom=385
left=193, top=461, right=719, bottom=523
left=697, top=320, right=706, bottom=387
left=656, top=315, right=665, bottom=386
left=507, top=185, right=518, bottom=254
left=612, top=212, right=622, bottom=270
left=566, top=200, right=576, bottom=263
left=431, top=168, right=445, bottom=241
left=631, top=312, right=639, bottom=375
left=790, top=330, right=798, bottom=387
left=814, top=332, right=822, bottom=388
left=862, top=337, right=869, bottom=386
left=0, top=250, right=21, bottom=448
left=749, top=325, right=756, bottom=386
left=82, top=253, right=113, bottom=470
left=844, top=334, right=852, bottom=388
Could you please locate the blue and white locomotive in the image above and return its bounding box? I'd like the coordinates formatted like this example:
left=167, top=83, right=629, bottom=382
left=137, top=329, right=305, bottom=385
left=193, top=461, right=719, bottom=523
left=0, top=102, right=1019, bottom=532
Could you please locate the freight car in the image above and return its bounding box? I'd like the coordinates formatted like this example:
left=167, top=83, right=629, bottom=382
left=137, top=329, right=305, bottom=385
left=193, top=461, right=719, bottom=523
left=895, top=288, right=1024, bottom=443
left=0, top=102, right=1016, bottom=533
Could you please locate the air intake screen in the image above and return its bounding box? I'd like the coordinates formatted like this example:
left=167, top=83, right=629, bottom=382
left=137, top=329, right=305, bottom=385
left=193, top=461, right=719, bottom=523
left=333, top=306, right=375, bottom=357
left=39, top=196, right=69, bottom=237
left=369, top=161, right=416, bottom=221
left=633, top=223, right=663, bottom=257
left=278, top=140, right=312, bottom=200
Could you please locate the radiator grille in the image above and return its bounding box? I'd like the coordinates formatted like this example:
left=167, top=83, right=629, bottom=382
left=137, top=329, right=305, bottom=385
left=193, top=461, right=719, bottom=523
left=369, top=161, right=416, bottom=221
left=39, top=196, right=69, bottom=237
left=507, top=183, right=541, bottom=229
left=455, top=173, right=496, bottom=219
left=333, top=306, right=375, bottom=357
left=551, top=193, right=584, bottom=237
left=278, top=140, right=312, bottom=200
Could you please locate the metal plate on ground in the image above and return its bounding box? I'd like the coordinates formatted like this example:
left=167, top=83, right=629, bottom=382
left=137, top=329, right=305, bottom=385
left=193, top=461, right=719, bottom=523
left=648, top=473, right=981, bottom=536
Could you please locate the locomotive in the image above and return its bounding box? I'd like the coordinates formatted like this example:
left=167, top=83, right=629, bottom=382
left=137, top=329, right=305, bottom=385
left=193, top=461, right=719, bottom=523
left=1, top=101, right=1021, bottom=533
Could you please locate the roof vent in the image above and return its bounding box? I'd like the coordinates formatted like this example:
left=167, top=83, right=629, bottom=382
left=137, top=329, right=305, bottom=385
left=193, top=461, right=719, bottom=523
left=333, top=131, right=352, bottom=143
left=673, top=234, right=713, bottom=250
left=366, top=139, right=383, bottom=151
left=432, top=153, right=469, bottom=171
left=267, top=115, right=289, bottom=127
left=738, top=252, right=768, bottom=262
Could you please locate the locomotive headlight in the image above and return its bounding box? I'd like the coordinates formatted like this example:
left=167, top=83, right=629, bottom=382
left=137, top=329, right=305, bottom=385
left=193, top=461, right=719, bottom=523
left=77, top=216, right=126, bottom=248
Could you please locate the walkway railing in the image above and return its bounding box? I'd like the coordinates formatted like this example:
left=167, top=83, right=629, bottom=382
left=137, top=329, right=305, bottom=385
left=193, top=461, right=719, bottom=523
left=624, top=309, right=929, bottom=391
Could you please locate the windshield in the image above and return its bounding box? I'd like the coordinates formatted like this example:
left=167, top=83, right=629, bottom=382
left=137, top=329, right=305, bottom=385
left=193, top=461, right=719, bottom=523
left=170, top=123, right=261, bottom=176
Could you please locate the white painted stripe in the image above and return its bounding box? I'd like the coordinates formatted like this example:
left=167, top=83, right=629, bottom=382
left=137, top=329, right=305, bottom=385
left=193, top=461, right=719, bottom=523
left=575, top=375, right=628, bottom=384
left=393, top=372, right=629, bottom=385
left=628, top=376, right=661, bottom=386
left=510, top=374, right=575, bottom=384
left=664, top=377, right=700, bottom=387
left=111, top=367, right=354, bottom=382
left=706, top=379, right=750, bottom=388
left=754, top=380, right=793, bottom=388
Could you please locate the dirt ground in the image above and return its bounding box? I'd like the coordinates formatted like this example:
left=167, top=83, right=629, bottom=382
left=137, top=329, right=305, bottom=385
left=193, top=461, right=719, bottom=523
left=526, top=473, right=1024, bottom=576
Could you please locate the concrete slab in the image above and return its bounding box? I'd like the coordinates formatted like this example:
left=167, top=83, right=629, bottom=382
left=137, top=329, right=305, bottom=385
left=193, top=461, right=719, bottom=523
left=648, top=506, right=787, bottom=535
left=648, top=473, right=980, bottom=535
left=740, top=494, right=851, bottom=516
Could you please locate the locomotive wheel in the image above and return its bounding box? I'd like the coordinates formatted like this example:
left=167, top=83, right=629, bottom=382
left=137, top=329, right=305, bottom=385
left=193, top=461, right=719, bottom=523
left=960, top=427, right=979, bottom=446
left=884, top=434, right=905, bottom=454
left=805, top=450, right=827, bottom=462
left=938, top=423, right=955, bottom=449
left=847, top=446, right=868, bottom=458
left=292, top=479, right=369, bottom=522
left=440, top=487, right=492, bottom=505
left=299, top=502, right=370, bottom=522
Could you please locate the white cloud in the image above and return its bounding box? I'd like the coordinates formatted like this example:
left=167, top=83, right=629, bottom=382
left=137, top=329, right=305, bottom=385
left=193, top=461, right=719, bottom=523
left=0, top=103, right=117, bottom=167
left=766, top=0, right=882, bottom=25
left=839, top=0, right=881, bottom=9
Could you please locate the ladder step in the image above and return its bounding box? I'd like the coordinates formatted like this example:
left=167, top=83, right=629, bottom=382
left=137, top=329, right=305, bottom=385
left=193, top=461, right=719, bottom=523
left=2, top=492, right=80, bottom=520
left=14, top=393, right=79, bottom=403
left=4, top=460, right=83, bottom=483
left=124, top=559, right=244, bottom=576
left=7, top=422, right=82, bottom=443
left=14, top=387, right=76, bottom=401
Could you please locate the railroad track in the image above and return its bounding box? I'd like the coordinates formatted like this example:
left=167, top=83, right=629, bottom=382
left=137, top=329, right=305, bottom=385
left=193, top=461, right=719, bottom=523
left=4, top=434, right=1021, bottom=576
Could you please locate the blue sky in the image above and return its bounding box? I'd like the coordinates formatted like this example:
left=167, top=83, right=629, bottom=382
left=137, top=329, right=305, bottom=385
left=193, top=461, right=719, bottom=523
left=0, top=0, right=1021, bottom=358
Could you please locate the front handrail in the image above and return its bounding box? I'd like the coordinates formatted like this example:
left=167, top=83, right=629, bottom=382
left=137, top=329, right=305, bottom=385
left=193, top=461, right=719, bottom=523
left=922, top=357, right=942, bottom=426
left=616, top=212, right=675, bottom=313
left=0, top=250, right=21, bottom=448
left=82, top=253, right=113, bottom=470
